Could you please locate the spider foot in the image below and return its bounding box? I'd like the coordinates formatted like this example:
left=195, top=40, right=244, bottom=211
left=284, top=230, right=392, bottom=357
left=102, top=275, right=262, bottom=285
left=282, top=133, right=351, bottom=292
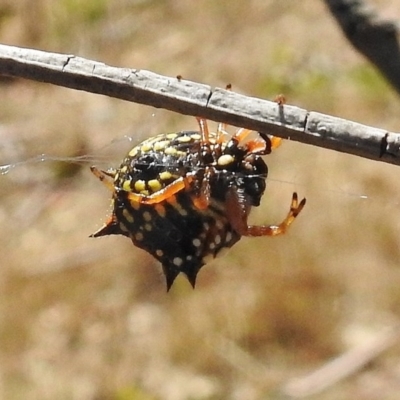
left=274, top=192, right=306, bottom=234
left=274, top=192, right=306, bottom=231
left=289, top=192, right=306, bottom=219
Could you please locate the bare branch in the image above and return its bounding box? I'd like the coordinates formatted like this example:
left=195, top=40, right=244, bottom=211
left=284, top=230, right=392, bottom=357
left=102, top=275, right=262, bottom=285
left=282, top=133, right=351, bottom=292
left=282, top=324, right=400, bottom=397
left=0, top=44, right=399, bottom=166
left=324, top=0, right=400, bottom=94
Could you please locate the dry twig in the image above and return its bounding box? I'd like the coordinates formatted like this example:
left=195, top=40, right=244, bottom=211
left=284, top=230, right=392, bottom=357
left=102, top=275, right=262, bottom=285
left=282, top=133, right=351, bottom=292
left=1, top=44, right=400, bottom=165
left=324, top=0, right=400, bottom=94
left=282, top=325, right=400, bottom=397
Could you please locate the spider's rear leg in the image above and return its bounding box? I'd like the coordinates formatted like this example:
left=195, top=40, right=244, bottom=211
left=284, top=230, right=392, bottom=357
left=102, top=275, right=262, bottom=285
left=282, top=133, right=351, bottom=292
left=226, top=190, right=306, bottom=237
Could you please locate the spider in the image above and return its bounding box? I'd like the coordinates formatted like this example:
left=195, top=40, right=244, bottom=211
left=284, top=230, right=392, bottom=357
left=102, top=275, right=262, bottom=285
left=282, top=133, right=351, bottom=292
left=90, top=118, right=306, bottom=290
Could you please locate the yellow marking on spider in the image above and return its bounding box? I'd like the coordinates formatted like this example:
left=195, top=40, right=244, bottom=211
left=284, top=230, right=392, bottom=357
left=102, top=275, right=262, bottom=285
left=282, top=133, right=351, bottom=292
left=159, top=171, right=172, bottom=181
left=164, top=147, right=178, bottom=156
left=134, top=180, right=146, bottom=192
left=141, top=143, right=153, bottom=152
left=148, top=179, right=162, bottom=192
left=128, top=147, right=139, bottom=157
left=122, top=180, right=131, bottom=192
left=176, top=135, right=191, bottom=143
left=153, top=140, right=170, bottom=151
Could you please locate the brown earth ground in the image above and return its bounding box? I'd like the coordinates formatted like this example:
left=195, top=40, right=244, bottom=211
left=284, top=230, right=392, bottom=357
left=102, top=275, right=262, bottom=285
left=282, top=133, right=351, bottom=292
left=1, top=1, right=400, bottom=399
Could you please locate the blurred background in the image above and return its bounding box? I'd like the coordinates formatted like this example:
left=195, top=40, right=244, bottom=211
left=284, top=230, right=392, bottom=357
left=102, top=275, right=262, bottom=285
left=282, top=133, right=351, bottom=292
left=1, top=0, right=400, bottom=399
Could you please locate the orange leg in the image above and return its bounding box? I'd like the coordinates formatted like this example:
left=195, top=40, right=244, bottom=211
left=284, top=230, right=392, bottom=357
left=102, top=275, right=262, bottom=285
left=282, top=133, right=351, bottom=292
left=232, top=127, right=252, bottom=142
left=216, top=122, right=228, bottom=145
left=196, top=117, right=210, bottom=143
left=258, top=133, right=282, bottom=154
left=90, top=166, right=115, bottom=192
left=269, top=136, right=282, bottom=150
left=191, top=167, right=213, bottom=210
left=127, top=175, right=196, bottom=205
left=245, top=138, right=267, bottom=154
left=232, top=127, right=281, bottom=154
left=226, top=190, right=306, bottom=237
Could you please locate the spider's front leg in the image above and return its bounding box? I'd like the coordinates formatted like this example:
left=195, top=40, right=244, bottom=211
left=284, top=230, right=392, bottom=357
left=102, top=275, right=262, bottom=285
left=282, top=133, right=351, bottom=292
left=90, top=166, right=116, bottom=192
left=226, top=190, right=306, bottom=237
left=127, top=175, right=196, bottom=205
left=190, top=167, right=213, bottom=210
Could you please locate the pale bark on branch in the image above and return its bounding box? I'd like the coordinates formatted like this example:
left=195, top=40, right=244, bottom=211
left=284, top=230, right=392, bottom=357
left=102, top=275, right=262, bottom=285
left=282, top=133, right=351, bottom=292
left=0, top=43, right=400, bottom=166
left=324, top=0, right=400, bottom=94
left=282, top=325, right=400, bottom=397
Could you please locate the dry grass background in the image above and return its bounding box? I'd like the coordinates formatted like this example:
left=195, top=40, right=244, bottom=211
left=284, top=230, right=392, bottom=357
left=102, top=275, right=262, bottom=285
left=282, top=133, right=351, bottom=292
left=1, top=0, right=400, bottom=399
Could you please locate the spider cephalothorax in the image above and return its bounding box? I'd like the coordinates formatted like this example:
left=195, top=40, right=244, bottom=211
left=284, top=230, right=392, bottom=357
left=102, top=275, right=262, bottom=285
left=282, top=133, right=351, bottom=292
left=91, top=118, right=305, bottom=290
